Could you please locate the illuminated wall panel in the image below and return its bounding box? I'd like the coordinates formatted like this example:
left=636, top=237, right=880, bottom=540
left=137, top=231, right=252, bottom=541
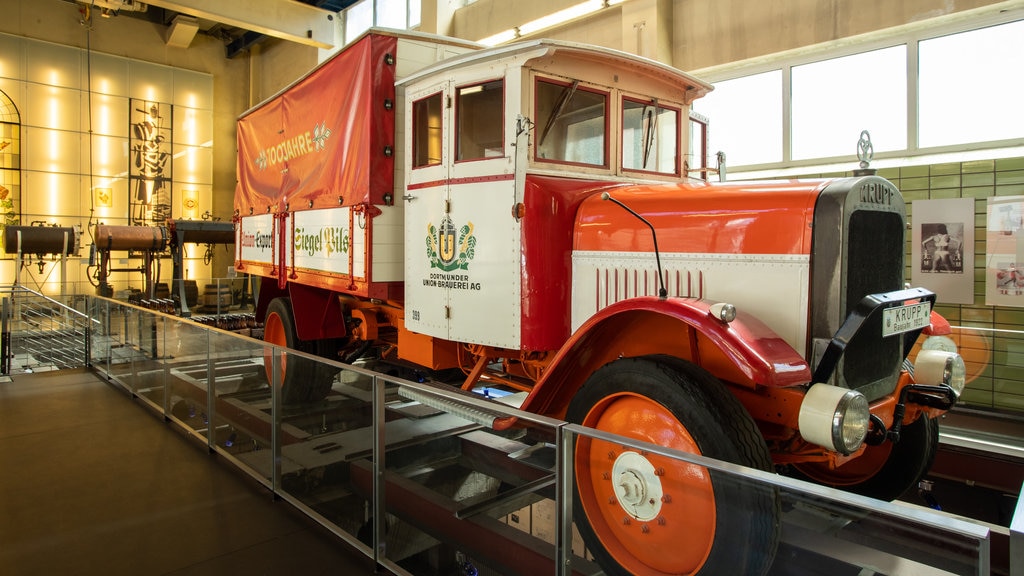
left=129, top=61, right=173, bottom=104
left=0, top=34, right=24, bottom=80
left=25, top=41, right=81, bottom=90
left=84, top=52, right=129, bottom=96
left=173, top=182, right=210, bottom=220
left=22, top=171, right=81, bottom=217
left=172, top=144, right=212, bottom=185
left=172, top=69, right=213, bottom=110
left=84, top=93, right=130, bottom=138
left=25, top=83, right=81, bottom=130
left=173, top=107, right=212, bottom=146
left=82, top=134, right=129, bottom=177
left=23, top=127, right=81, bottom=174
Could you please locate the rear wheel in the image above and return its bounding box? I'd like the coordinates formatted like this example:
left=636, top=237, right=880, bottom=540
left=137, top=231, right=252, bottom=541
left=263, top=297, right=336, bottom=404
left=791, top=414, right=938, bottom=501
left=566, top=356, right=778, bottom=576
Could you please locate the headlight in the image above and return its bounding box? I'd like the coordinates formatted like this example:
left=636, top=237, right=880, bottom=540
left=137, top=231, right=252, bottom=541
left=914, top=349, right=967, bottom=397
left=921, top=334, right=958, bottom=354
left=798, top=384, right=870, bottom=455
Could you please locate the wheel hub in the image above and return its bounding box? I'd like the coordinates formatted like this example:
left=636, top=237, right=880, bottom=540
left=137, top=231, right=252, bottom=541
left=612, top=451, right=663, bottom=521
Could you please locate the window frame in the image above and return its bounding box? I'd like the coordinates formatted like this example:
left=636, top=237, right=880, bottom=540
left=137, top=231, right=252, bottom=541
left=411, top=90, right=444, bottom=169
left=454, top=78, right=506, bottom=164
left=620, top=95, right=681, bottom=177
left=532, top=76, right=611, bottom=170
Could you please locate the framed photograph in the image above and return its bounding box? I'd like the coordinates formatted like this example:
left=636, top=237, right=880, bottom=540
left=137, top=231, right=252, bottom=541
left=128, top=99, right=173, bottom=227
left=985, top=196, right=1024, bottom=306
left=911, top=198, right=975, bottom=304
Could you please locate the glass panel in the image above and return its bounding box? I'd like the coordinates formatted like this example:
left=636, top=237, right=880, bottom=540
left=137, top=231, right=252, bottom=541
left=86, top=52, right=129, bottom=96
left=688, top=113, right=708, bottom=176
left=622, top=98, right=678, bottom=174
left=409, top=0, right=421, bottom=29
left=456, top=79, right=503, bottom=161
left=207, top=325, right=272, bottom=484
left=164, top=318, right=212, bottom=441
left=376, top=0, right=407, bottom=29
left=84, top=93, right=130, bottom=138
left=24, top=84, right=81, bottom=130
left=379, top=377, right=564, bottom=575
left=278, top=356, right=376, bottom=552
left=172, top=144, right=213, bottom=185
left=345, top=0, right=373, bottom=43
left=692, top=69, right=782, bottom=166
left=129, top=61, right=173, bottom=104
left=0, top=33, right=24, bottom=80
left=535, top=79, right=607, bottom=166
left=792, top=45, right=907, bottom=160
left=412, top=92, right=443, bottom=168
left=919, top=20, right=1024, bottom=148
left=172, top=182, right=211, bottom=221
left=23, top=127, right=81, bottom=172
left=172, top=68, right=213, bottom=110
left=26, top=40, right=81, bottom=90
left=564, top=423, right=989, bottom=575
left=84, top=134, right=129, bottom=178
left=172, top=106, right=213, bottom=146
left=22, top=170, right=81, bottom=218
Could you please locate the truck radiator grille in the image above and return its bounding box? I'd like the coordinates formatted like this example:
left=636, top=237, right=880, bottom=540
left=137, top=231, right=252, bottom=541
left=842, top=210, right=905, bottom=395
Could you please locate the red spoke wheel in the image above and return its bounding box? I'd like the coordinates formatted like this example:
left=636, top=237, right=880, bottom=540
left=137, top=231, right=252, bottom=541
left=263, top=297, right=336, bottom=404
left=566, top=355, right=778, bottom=576
left=791, top=414, right=938, bottom=502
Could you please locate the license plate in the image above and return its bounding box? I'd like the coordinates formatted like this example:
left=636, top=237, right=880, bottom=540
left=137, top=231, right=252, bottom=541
left=882, top=302, right=931, bottom=337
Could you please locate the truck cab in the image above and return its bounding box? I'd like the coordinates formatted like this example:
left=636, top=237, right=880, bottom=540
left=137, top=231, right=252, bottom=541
left=400, top=40, right=711, bottom=355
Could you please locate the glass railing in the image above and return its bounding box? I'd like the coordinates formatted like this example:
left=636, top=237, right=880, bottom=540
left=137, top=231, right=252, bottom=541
left=86, top=296, right=998, bottom=576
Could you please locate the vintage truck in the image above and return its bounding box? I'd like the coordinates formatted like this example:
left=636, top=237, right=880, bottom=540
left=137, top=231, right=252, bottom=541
left=233, top=28, right=966, bottom=575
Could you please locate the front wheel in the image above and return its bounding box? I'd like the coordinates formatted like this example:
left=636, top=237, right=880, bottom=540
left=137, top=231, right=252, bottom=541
left=566, top=356, right=778, bottom=576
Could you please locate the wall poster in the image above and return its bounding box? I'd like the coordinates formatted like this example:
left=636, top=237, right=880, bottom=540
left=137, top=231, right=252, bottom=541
left=129, top=99, right=173, bottom=227
left=911, top=198, right=974, bottom=304
left=985, top=195, right=1024, bottom=306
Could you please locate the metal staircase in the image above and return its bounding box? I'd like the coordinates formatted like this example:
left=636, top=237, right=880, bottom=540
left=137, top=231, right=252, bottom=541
left=0, top=286, right=91, bottom=375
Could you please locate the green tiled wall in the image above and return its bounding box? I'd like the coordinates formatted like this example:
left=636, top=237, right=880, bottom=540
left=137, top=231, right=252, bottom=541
left=796, top=156, right=1024, bottom=415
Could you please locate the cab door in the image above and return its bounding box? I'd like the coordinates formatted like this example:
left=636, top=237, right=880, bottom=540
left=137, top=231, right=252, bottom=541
left=404, top=84, right=451, bottom=339
left=404, top=73, right=521, bottom=349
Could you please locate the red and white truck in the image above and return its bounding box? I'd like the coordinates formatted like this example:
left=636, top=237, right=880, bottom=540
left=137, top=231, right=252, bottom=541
left=234, top=29, right=966, bottom=576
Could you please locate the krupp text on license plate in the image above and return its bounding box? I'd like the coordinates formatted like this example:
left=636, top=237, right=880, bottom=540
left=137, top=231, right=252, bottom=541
left=882, top=302, right=931, bottom=337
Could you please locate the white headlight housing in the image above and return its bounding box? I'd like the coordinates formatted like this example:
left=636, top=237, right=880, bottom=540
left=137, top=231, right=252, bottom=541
left=798, top=384, right=870, bottom=455
left=914, top=349, right=966, bottom=397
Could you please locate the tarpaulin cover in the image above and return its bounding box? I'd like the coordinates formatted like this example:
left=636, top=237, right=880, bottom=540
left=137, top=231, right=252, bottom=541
left=235, top=34, right=398, bottom=215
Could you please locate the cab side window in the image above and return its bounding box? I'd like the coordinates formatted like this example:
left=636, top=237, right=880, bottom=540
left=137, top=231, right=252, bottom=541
left=456, top=79, right=504, bottom=161
left=622, top=98, right=679, bottom=175
left=535, top=78, right=607, bottom=167
left=412, top=92, right=443, bottom=168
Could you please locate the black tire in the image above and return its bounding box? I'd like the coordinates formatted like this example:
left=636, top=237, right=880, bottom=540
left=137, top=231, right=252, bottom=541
left=566, top=355, right=779, bottom=576
left=263, top=297, right=335, bottom=404
left=791, top=414, right=939, bottom=502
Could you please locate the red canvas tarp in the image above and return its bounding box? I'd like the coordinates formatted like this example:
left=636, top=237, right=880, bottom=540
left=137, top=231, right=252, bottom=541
left=235, top=33, right=397, bottom=215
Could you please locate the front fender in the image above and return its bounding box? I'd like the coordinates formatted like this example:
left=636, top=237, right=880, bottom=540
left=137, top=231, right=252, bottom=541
left=520, top=296, right=811, bottom=418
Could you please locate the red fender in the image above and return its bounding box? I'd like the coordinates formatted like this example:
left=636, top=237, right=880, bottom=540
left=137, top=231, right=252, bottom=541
left=519, top=296, right=811, bottom=419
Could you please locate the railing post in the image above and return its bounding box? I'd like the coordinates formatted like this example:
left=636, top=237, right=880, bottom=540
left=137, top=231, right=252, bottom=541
left=1, top=296, right=10, bottom=375
left=1012, top=481, right=1024, bottom=576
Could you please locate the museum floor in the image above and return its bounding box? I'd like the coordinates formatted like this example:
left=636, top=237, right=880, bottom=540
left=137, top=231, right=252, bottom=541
left=0, top=368, right=376, bottom=576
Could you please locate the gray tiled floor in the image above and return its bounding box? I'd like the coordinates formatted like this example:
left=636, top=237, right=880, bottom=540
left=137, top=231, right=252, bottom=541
left=0, top=368, right=376, bottom=575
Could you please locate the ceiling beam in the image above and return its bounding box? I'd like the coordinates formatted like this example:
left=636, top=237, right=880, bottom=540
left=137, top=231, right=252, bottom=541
left=143, top=0, right=336, bottom=49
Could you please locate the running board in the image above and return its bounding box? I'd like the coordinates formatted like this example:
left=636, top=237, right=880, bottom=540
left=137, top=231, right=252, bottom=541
left=398, top=386, right=517, bottom=430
